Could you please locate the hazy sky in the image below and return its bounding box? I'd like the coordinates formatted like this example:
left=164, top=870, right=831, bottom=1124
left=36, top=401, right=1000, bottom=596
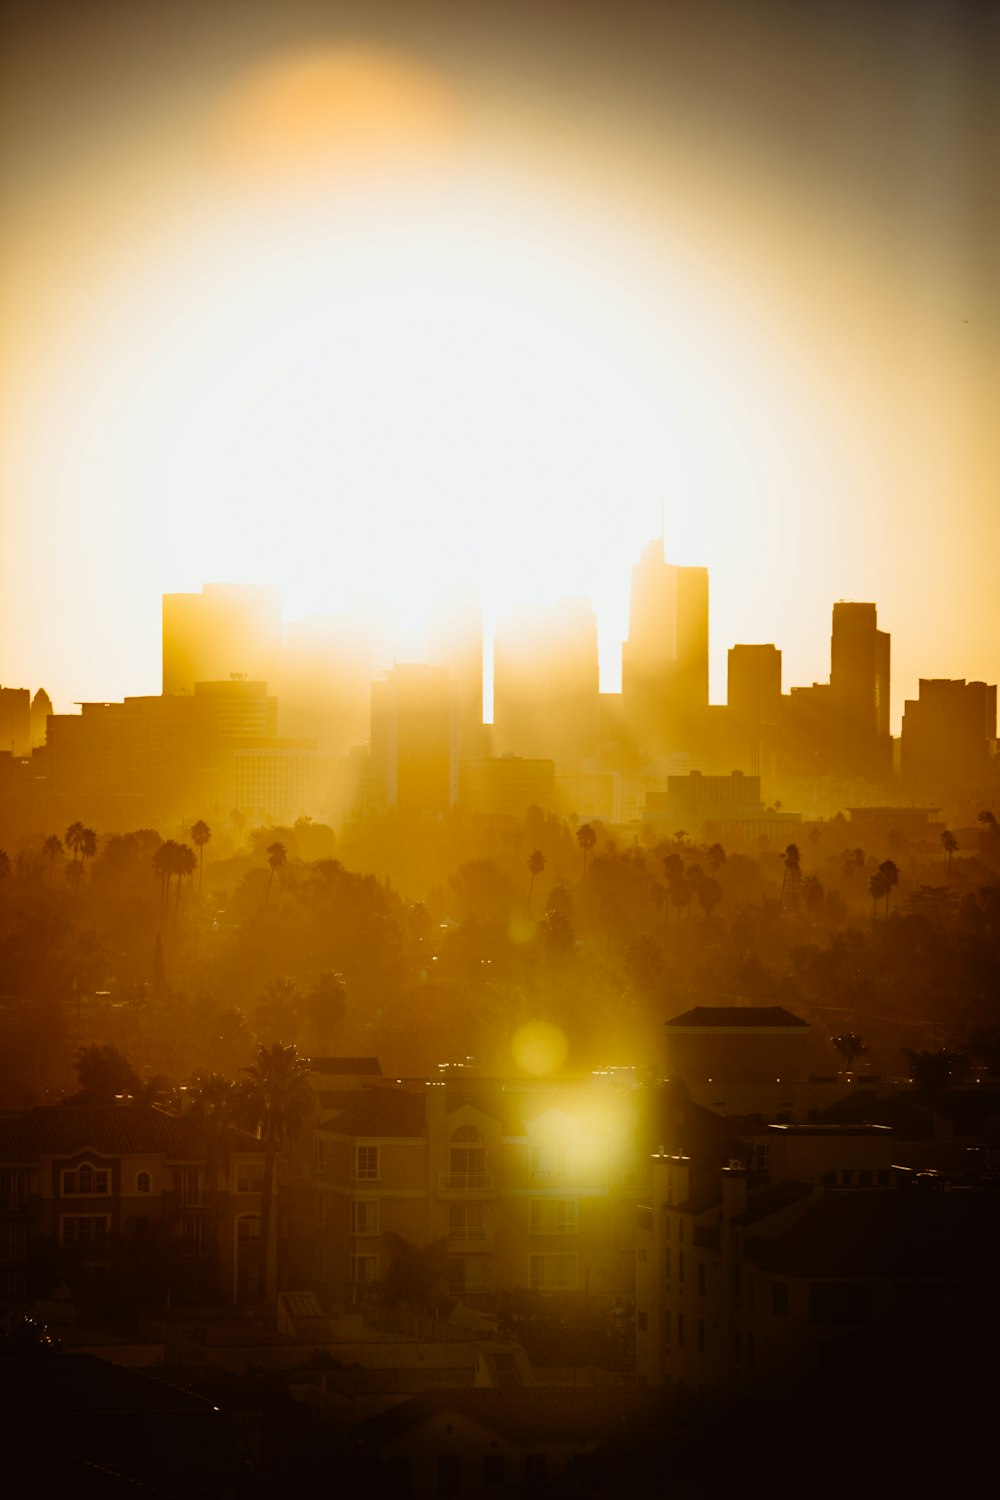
left=1, top=0, right=997, bottom=723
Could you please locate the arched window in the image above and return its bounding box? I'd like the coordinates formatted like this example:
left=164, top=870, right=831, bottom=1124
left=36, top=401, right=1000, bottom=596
left=136, top=1172, right=151, bottom=1195
left=450, top=1126, right=485, bottom=1180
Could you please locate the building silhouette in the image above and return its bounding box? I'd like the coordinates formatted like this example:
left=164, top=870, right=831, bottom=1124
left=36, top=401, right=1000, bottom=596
left=727, top=644, right=781, bottom=775
left=162, top=583, right=282, bottom=696
left=900, top=677, right=997, bottom=786
left=370, top=664, right=455, bottom=815
left=621, top=540, right=708, bottom=761
left=830, top=602, right=891, bottom=780
left=493, top=600, right=599, bottom=772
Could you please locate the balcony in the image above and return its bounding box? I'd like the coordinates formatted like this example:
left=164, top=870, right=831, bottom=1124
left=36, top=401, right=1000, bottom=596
left=438, top=1172, right=495, bottom=1193
left=448, top=1228, right=496, bottom=1251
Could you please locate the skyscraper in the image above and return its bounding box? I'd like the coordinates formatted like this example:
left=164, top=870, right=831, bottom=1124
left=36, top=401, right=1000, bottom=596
left=727, top=644, right=781, bottom=775
left=829, top=602, right=891, bottom=780
left=162, top=584, right=283, bottom=696
left=493, top=599, right=599, bottom=771
left=621, top=540, right=709, bottom=760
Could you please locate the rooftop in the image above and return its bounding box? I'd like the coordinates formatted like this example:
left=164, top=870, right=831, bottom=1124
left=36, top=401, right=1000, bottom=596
left=666, top=1006, right=809, bottom=1030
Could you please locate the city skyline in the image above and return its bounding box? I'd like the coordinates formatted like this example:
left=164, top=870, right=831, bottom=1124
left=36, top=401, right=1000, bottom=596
left=1, top=2, right=997, bottom=721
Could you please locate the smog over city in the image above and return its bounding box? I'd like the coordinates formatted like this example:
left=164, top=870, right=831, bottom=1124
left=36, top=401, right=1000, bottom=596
left=0, top=2, right=997, bottom=1495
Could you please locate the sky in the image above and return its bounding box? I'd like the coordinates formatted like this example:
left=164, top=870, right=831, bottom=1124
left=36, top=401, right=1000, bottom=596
left=1, top=0, right=997, bottom=725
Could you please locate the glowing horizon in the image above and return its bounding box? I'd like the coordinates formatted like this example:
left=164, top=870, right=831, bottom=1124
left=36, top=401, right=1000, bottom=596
left=2, top=14, right=996, bottom=726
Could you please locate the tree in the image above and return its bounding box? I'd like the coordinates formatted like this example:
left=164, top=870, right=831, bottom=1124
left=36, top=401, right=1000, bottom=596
left=265, top=841, right=287, bottom=905
left=238, top=1043, right=313, bottom=1300
left=696, top=874, right=722, bottom=921
left=526, top=849, right=545, bottom=913
left=868, top=866, right=889, bottom=920
left=303, top=971, right=347, bottom=1053
left=190, top=820, right=212, bottom=889
left=72, top=1042, right=141, bottom=1105
left=42, top=835, right=63, bottom=887
left=65, top=822, right=87, bottom=865
left=940, top=829, right=958, bottom=874
left=174, top=843, right=197, bottom=926
left=576, top=823, right=596, bottom=878
left=380, top=1231, right=449, bottom=1311
left=802, top=874, right=825, bottom=920
left=185, top=1070, right=237, bottom=1186
left=831, top=1033, right=868, bottom=1071
left=705, top=843, right=727, bottom=872
left=878, top=859, right=899, bottom=916
left=841, top=847, right=865, bottom=881
left=255, top=975, right=302, bottom=1044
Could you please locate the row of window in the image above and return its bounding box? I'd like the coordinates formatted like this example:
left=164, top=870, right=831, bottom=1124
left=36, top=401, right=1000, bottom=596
left=349, top=1139, right=577, bottom=1183
left=349, top=1253, right=579, bottom=1291
left=58, top=1163, right=264, bottom=1197
left=57, top=1214, right=262, bottom=1248
left=345, top=1199, right=579, bottom=1237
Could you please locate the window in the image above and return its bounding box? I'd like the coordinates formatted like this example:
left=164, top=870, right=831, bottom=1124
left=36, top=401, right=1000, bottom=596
left=697, top=1318, right=705, bottom=1352
left=351, top=1199, right=379, bottom=1236
left=448, top=1255, right=488, bottom=1295
left=772, top=1281, right=789, bottom=1317
left=351, top=1254, right=378, bottom=1284
left=62, top=1164, right=109, bottom=1196
left=448, top=1201, right=486, bottom=1240
left=483, top=1454, right=505, bottom=1488
left=182, top=1216, right=208, bottom=1256
left=664, top=1311, right=671, bottom=1343
left=529, top=1253, right=576, bottom=1290
left=525, top=1454, right=547, bottom=1488
left=313, top=1137, right=328, bottom=1173
left=529, top=1142, right=567, bottom=1180
left=61, top=1215, right=110, bottom=1247
left=236, top=1162, right=264, bottom=1194
left=529, top=1199, right=577, bottom=1234
left=0, top=1170, right=28, bottom=1211
left=747, top=1332, right=755, bottom=1367
left=677, top=1313, right=685, bottom=1347
left=450, top=1127, right=485, bottom=1181
left=678, top=1217, right=685, bottom=1242
left=664, top=1247, right=671, bottom=1278
left=637, top=1310, right=648, bottom=1332
left=237, top=1216, right=261, bottom=1242
left=353, top=1145, right=379, bottom=1181
left=698, top=1262, right=706, bottom=1295
left=438, top=1454, right=461, bottom=1496
left=678, top=1250, right=685, bottom=1283
left=136, top=1172, right=151, bottom=1195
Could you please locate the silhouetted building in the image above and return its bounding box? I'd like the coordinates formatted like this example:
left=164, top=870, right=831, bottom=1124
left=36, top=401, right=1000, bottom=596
left=620, top=540, right=709, bottom=762
left=427, top=598, right=488, bottom=764
left=780, top=682, right=833, bottom=777
left=458, top=756, right=556, bottom=818
left=647, top=770, right=801, bottom=846
left=493, top=600, right=599, bottom=771
left=162, top=583, right=282, bottom=695
left=275, top=613, right=377, bottom=754
left=727, top=645, right=781, bottom=775
left=30, top=687, right=52, bottom=749
left=900, top=678, right=997, bottom=785
left=371, top=664, right=455, bottom=815
left=0, top=686, right=31, bottom=756
left=830, top=602, right=891, bottom=780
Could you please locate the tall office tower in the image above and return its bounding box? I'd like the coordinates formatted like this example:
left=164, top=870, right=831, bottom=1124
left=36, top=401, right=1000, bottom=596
left=276, top=614, right=378, bottom=753
left=370, top=664, right=455, bottom=815
left=901, top=678, right=997, bottom=785
left=830, top=602, right=891, bottom=780
left=621, top=540, right=709, bottom=760
left=426, top=598, right=487, bottom=763
left=162, top=584, right=283, bottom=696
left=30, top=688, right=52, bottom=749
left=0, top=687, right=31, bottom=755
left=727, top=645, right=782, bottom=774
left=493, top=598, right=600, bottom=771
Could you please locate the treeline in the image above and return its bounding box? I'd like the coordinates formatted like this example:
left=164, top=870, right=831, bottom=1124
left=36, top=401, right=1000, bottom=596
left=0, top=808, right=999, bottom=1107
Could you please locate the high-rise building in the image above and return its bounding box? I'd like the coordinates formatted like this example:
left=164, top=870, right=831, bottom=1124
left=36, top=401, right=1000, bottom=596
left=621, top=540, right=709, bottom=760
left=493, top=599, right=599, bottom=771
left=162, top=584, right=282, bottom=696
left=829, top=602, right=891, bottom=780
left=727, top=645, right=781, bottom=775
left=0, top=687, right=31, bottom=756
left=274, top=614, right=376, bottom=754
left=370, top=664, right=455, bottom=815
left=901, top=678, right=997, bottom=785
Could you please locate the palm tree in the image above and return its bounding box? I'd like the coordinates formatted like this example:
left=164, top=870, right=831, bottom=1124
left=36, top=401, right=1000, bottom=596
left=265, top=841, right=287, bottom=905
left=186, top=1070, right=237, bottom=1188
left=868, top=866, right=888, bottom=920
left=878, top=858, right=899, bottom=916
left=940, top=829, right=958, bottom=874
left=42, top=834, right=63, bottom=887
left=526, top=849, right=545, bottom=913
left=831, top=1033, right=868, bottom=1071
left=190, top=820, right=212, bottom=890
left=80, top=827, right=97, bottom=869
left=152, top=841, right=175, bottom=916
left=576, top=823, right=596, bottom=878
left=238, top=1042, right=313, bottom=1300
left=705, top=843, right=727, bottom=872
left=65, top=821, right=87, bottom=865
left=173, top=843, right=197, bottom=928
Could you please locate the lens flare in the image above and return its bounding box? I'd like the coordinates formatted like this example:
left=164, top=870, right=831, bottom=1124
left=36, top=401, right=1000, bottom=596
left=511, top=1021, right=569, bottom=1076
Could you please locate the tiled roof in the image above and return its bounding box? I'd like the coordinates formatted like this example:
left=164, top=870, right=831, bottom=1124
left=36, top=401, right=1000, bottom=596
left=0, top=1105, right=263, bottom=1162
left=666, top=1006, right=809, bottom=1029
left=354, top=1388, right=664, bottom=1446
left=750, top=1187, right=1000, bottom=1278
left=321, top=1088, right=426, bottom=1139
left=307, top=1057, right=382, bottom=1076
